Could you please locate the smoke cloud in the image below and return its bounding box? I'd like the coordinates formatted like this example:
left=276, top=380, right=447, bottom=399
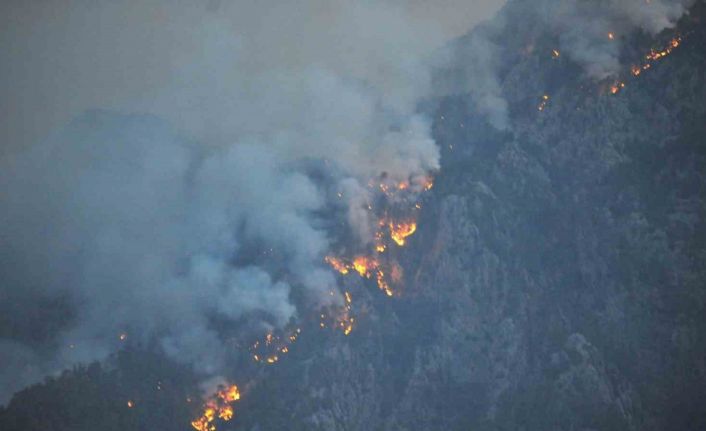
left=540, top=0, right=694, bottom=79
left=438, top=0, right=694, bottom=129
left=0, top=0, right=503, bottom=404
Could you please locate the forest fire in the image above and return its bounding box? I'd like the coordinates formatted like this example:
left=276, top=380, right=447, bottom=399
left=250, top=328, right=301, bottom=364
left=340, top=291, right=355, bottom=335
left=646, top=37, right=681, bottom=61
left=191, top=384, right=241, bottom=431
left=326, top=254, right=393, bottom=297
left=420, top=176, right=434, bottom=192
left=325, top=175, right=432, bottom=300
left=606, top=36, right=684, bottom=96
left=610, top=81, right=625, bottom=94
left=630, top=36, right=682, bottom=77
left=319, top=290, right=356, bottom=334
left=324, top=256, right=349, bottom=275
left=537, top=94, right=550, bottom=111
left=190, top=173, right=431, bottom=431
left=353, top=256, right=379, bottom=278
left=388, top=221, right=417, bottom=246
left=377, top=176, right=433, bottom=198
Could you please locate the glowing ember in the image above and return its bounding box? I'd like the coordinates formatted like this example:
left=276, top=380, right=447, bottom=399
left=610, top=81, right=625, bottom=95
left=191, top=384, right=240, bottom=431
left=376, top=270, right=394, bottom=297
left=608, top=32, right=615, bottom=40
left=250, top=328, right=300, bottom=364
left=325, top=254, right=394, bottom=296
left=127, top=400, right=134, bottom=408
left=634, top=37, right=682, bottom=74
left=420, top=176, right=434, bottom=191
left=605, top=35, right=684, bottom=98
left=119, top=333, right=127, bottom=341
left=318, top=290, right=356, bottom=335
left=551, top=49, right=560, bottom=58
left=337, top=298, right=356, bottom=335
left=537, top=94, right=550, bottom=111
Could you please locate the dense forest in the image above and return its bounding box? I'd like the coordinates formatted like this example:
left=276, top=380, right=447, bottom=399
left=2, top=1, right=706, bottom=430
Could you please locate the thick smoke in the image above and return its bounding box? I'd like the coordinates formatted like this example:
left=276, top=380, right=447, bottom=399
left=0, top=0, right=503, bottom=404
left=454, top=26, right=510, bottom=130
left=545, top=0, right=694, bottom=79
left=442, top=0, right=694, bottom=129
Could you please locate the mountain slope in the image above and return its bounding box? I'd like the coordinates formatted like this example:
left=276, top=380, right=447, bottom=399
left=2, top=1, right=705, bottom=430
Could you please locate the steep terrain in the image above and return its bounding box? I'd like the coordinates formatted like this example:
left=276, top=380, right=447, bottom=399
left=234, top=2, right=706, bottom=430
left=2, top=1, right=705, bottom=430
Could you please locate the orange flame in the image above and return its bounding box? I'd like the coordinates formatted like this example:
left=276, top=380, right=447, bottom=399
left=624, top=37, right=683, bottom=85
left=610, top=81, right=625, bottom=95
left=389, top=221, right=417, bottom=246
left=250, top=328, right=300, bottom=364
left=420, top=176, right=434, bottom=191
left=376, top=269, right=394, bottom=297
left=191, top=384, right=240, bottom=431
left=325, top=256, right=350, bottom=275
left=645, top=37, right=681, bottom=63
left=353, top=256, right=378, bottom=278
left=537, top=94, right=550, bottom=111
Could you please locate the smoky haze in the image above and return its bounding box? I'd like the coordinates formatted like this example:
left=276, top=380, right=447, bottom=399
left=439, top=0, right=694, bottom=128
left=0, top=0, right=504, bottom=404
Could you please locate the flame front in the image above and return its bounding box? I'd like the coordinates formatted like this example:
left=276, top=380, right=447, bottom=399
left=191, top=384, right=241, bottom=431
left=389, top=221, right=417, bottom=246
left=353, top=256, right=378, bottom=278
left=612, top=36, right=683, bottom=95
left=631, top=36, right=682, bottom=77
left=325, top=175, right=432, bottom=302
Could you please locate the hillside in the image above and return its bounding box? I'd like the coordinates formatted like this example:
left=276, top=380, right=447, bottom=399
left=2, top=1, right=705, bottom=430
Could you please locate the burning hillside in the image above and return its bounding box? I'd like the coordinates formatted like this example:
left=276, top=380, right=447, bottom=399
left=189, top=172, right=434, bottom=430
left=191, top=385, right=240, bottom=431
left=326, top=175, right=432, bottom=294
left=632, top=36, right=682, bottom=76
left=538, top=32, right=686, bottom=103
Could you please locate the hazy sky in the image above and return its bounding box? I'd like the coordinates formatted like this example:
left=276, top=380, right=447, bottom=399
left=0, top=0, right=504, bottom=154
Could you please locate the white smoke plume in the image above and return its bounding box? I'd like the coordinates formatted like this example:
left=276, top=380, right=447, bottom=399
left=0, top=0, right=503, bottom=404
left=438, top=0, right=694, bottom=130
